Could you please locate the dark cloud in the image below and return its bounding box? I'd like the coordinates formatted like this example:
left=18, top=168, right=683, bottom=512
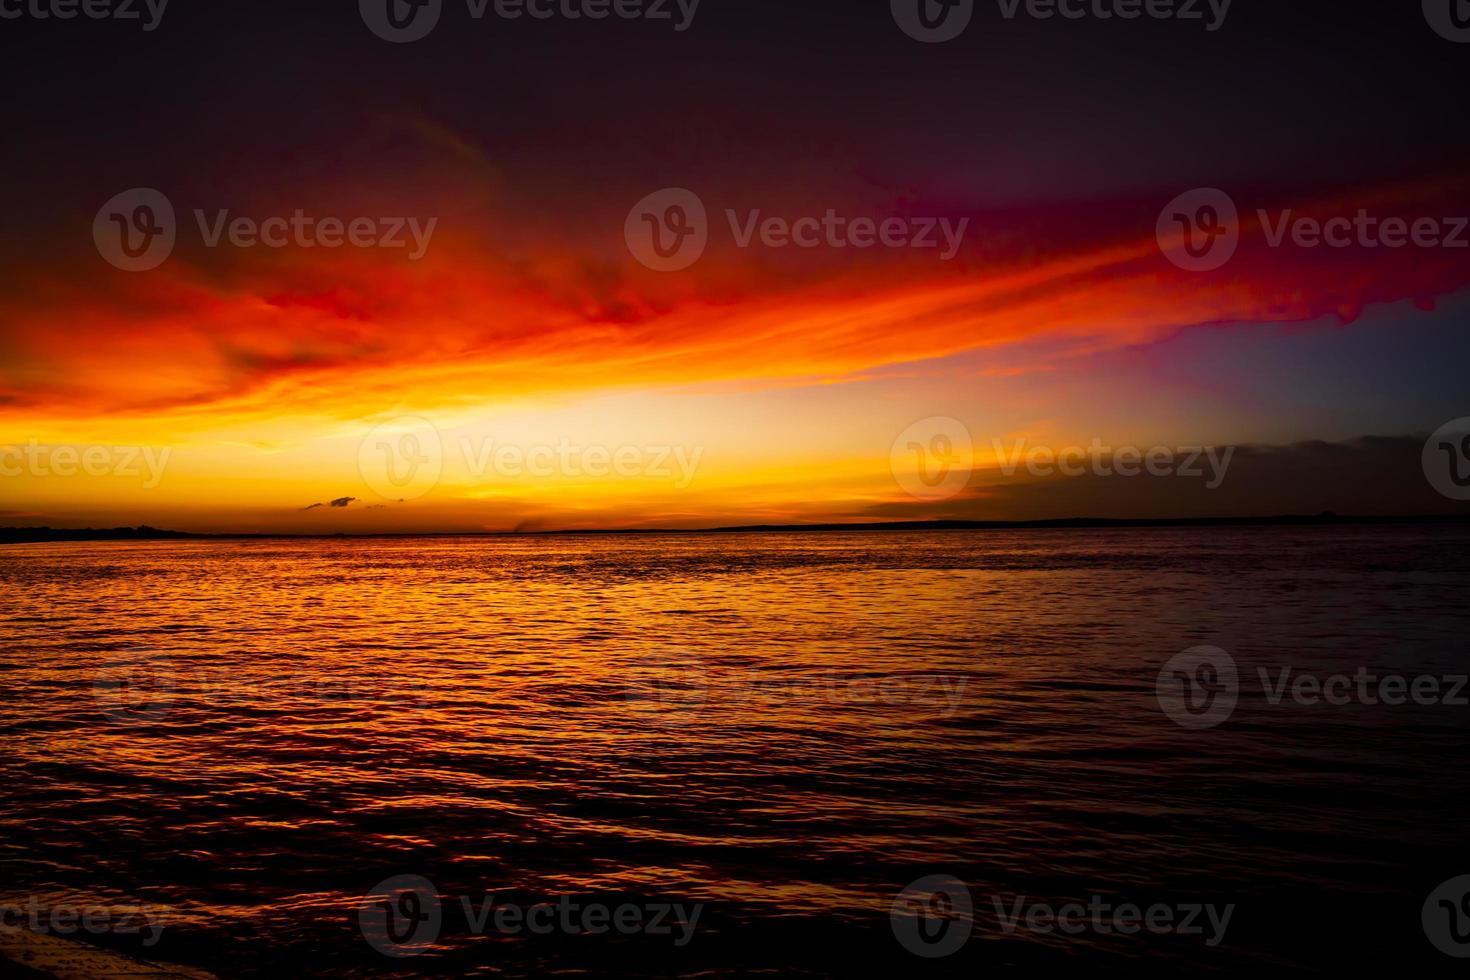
left=861, top=436, right=1469, bottom=523
left=301, top=497, right=358, bottom=511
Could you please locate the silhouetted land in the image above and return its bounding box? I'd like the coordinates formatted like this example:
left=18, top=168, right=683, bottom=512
left=4, top=514, right=1469, bottom=544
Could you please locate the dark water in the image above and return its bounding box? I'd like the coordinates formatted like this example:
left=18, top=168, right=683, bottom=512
left=1, top=527, right=1468, bottom=976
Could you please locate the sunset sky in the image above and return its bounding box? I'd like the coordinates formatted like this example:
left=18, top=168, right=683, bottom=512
left=2, top=1, right=1468, bottom=532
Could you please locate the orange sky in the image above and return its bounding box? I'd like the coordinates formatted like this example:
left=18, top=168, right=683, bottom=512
left=3, top=168, right=1469, bottom=532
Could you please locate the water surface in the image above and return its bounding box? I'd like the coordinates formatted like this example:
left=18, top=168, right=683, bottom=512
left=2, top=528, right=1468, bottom=976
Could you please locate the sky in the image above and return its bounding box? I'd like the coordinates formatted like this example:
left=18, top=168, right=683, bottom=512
left=2, top=0, right=1469, bottom=532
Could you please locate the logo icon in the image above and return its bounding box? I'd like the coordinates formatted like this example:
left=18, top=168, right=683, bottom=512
left=1424, top=0, right=1470, bottom=41
left=94, top=189, right=176, bottom=272
left=890, top=417, right=973, bottom=501
left=357, top=416, right=444, bottom=502
left=1423, top=418, right=1470, bottom=501
left=93, top=649, right=177, bottom=726
left=1424, top=875, right=1470, bottom=957
left=359, top=874, right=442, bottom=957
left=623, top=650, right=709, bottom=729
left=891, top=0, right=974, bottom=43
left=361, top=0, right=442, bottom=43
left=1156, top=188, right=1239, bottom=272
left=891, top=874, right=972, bottom=957
left=625, top=188, right=708, bottom=272
left=1156, top=646, right=1239, bottom=729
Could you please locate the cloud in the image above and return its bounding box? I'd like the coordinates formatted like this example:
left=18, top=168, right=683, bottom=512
left=2, top=172, right=1467, bottom=429
left=859, top=436, right=1467, bottom=523
left=301, top=497, right=358, bottom=511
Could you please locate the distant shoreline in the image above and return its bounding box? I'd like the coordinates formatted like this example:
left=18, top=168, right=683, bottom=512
left=4, top=514, right=1469, bottom=544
